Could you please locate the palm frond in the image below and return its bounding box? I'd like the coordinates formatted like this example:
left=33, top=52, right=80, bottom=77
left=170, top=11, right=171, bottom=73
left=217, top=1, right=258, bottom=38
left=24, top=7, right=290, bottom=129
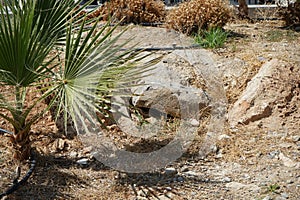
left=0, top=0, right=162, bottom=138
left=47, top=17, right=162, bottom=134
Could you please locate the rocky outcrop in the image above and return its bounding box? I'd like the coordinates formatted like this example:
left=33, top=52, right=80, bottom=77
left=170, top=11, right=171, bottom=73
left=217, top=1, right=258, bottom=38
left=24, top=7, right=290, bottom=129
left=228, top=59, right=299, bottom=127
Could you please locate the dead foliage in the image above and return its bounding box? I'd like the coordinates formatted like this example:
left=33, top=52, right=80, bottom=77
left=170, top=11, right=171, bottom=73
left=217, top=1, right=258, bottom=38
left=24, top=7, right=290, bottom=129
left=278, top=0, right=300, bottom=28
left=89, top=0, right=166, bottom=24
left=166, top=0, right=232, bottom=35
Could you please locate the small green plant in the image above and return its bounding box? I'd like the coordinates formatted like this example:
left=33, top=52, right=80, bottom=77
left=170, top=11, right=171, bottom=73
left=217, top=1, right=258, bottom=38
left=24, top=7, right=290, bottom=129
left=194, top=27, right=228, bottom=49
left=268, top=183, right=280, bottom=193
left=265, top=30, right=283, bottom=42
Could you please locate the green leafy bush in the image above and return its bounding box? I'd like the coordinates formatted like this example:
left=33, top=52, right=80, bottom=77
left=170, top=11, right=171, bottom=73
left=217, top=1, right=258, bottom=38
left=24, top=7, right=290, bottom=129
left=194, top=27, right=228, bottom=49
left=166, top=0, right=232, bottom=35
left=97, top=0, right=166, bottom=24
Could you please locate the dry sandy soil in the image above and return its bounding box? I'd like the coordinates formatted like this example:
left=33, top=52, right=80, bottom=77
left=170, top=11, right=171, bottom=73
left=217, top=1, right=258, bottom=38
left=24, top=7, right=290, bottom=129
left=0, top=20, right=300, bottom=200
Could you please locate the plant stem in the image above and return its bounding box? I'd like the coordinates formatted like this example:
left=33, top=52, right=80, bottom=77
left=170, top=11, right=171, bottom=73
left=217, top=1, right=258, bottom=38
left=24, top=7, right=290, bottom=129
left=14, top=86, right=25, bottom=133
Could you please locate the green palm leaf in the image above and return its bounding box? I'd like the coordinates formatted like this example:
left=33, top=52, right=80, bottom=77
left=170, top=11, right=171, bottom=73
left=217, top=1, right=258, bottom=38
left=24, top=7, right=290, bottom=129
left=0, top=0, right=161, bottom=144
left=0, top=0, right=95, bottom=132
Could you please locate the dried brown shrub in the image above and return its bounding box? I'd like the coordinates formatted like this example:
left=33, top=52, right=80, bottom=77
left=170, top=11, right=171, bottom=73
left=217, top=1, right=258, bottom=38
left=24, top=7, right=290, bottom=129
left=166, top=0, right=232, bottom=35
left=278, top=0, right=300, bottom=27
left=96, top=0, right=166, bottom=24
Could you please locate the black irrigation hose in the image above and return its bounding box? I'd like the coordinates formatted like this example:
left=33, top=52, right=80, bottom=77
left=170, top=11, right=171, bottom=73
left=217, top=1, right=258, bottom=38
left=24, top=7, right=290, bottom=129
left=123, top=44, right=202, bottom=52
left=0, top=151, right=36, bottom=199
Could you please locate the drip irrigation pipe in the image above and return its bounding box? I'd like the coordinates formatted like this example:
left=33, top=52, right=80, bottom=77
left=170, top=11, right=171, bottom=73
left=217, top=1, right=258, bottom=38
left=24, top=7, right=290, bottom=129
left=0, top=128, right=13, bottom=135
left=120, top=44, right=202, bottom=52
left=0, top=151, right=36, bottom=199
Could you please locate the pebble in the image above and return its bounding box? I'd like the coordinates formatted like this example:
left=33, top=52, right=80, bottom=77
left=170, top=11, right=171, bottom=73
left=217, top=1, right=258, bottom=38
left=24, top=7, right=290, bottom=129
left=165, top=187, right=172, bottom=191
left=69, top=151, right=78, bottom=158
left=136, top=197, right=147, bottom=200
left=282, top=43, right=289, bottom=47
left=190, top=119, right=200, bottom=127
left=165, top=167, right=177, bottom=175
left=177, top=176, right=184, bottom=182
left=279, top=143, right=292, bottom=148
left=223, top=177, right=231, bottom=182
left=218, top=134, right=231, bottom=140
left=216, top=152, right=223, bottom=158
left=76, top=158, right=89, bottom=165
left=279, top=153, right=297, bottom=167
left=226, top=182, right=260, bottom=192
left=243, top=173, right=250, bottom=179
left=258, top=56, right=266, bottom=61
left=191, top=191, right=197, bottom=196
left=268, top=150, right=280, bottom=159
left=262, top=195, right=272, bottom=200
left=281, top=193, right=289, bottom=199
left=286, top=179, right=294, bottom=184
left=291, top=135, right=300, bottom=142
left=275, top=197, right=286, bottom=200
left=183, top=171, right=199, bottom=177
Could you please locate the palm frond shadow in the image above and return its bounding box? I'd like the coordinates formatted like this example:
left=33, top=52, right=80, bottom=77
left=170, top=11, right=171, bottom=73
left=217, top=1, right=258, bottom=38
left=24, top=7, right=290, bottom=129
left=116, top=168, right=224, bottom=200
left=10, top=172, right=77, bottom=200
left=123, top=137, right=173, bottom=153
left=7, top=151, right=109, bottom=200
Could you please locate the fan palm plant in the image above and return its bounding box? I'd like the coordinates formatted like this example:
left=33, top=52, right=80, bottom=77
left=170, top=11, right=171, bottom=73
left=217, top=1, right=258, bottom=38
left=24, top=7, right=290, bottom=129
left=0, top=0, right=158, bottom=162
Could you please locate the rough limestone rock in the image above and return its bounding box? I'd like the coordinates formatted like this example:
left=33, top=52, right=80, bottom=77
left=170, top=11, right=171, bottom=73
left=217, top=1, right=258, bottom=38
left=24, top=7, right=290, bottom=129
left=110, top=50, right=212, bottom=138
left=228, top=59, right=296, bottom=127
left=131, top=51, right=210, bottom=118
left=225, top=182, right=260, bottom=192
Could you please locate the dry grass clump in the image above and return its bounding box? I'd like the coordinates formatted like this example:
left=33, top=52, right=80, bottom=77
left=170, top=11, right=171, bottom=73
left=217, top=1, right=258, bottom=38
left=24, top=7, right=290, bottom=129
left=166, top=0, right=232, bottom=35
left=97, top=0, right=166, bottom=24
left=278, top=0, right=300, bottom=27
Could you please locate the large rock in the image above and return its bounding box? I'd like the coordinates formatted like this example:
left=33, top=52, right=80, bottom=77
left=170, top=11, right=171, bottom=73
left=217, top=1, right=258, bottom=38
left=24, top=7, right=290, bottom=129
left=228, top=59, right=289, bottom=127
left=110, top=50, right=212, bottom=138
left=131, top=52, right=210, bottom=118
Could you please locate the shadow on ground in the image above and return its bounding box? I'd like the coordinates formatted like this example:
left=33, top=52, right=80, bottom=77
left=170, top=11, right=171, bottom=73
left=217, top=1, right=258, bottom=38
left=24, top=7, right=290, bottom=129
left=7, top=152, right=109, bottom=200
left=6, top=131, right=220, bottom=200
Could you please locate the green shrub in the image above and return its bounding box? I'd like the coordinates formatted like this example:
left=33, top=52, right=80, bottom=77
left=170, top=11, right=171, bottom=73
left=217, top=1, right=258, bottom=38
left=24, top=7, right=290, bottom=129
left=97, top=0, right=166, bottom=24
left=194, top=27, right=228, bottom=49
left=166, top=0, right=232, bottom=35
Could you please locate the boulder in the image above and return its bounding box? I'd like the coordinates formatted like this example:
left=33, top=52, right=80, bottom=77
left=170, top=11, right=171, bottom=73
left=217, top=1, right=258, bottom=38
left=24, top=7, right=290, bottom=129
left=228, top=59, right=281, bottom=126
left=111, top=51, right=211, bottom=138
left=130, top=51, right=211, bottom=119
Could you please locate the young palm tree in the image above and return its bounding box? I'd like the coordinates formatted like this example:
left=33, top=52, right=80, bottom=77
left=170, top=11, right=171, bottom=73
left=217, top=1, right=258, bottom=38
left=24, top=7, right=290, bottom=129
left=0, top=0, right=158, bottom=162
